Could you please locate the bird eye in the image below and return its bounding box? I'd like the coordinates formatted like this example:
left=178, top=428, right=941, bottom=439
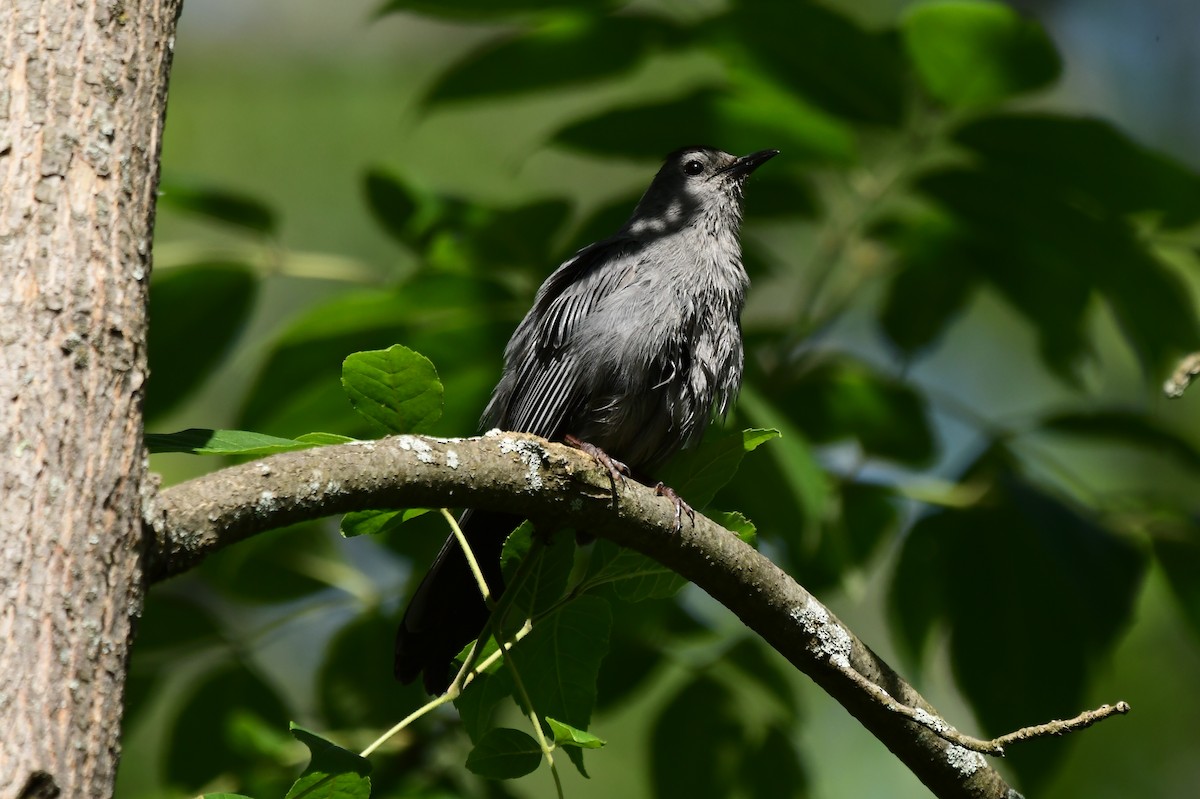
left=683, top=159, right=705, bottom=176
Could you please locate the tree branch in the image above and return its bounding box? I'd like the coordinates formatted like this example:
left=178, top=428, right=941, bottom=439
left=146, top=432, right=1126, bottom=799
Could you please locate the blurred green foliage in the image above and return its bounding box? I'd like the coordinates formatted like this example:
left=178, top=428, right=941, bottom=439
left=128, top=1, right=1200, bottom=798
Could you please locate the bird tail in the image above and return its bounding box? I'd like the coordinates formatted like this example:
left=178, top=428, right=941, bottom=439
left=394, top=509, right=519, bottom=694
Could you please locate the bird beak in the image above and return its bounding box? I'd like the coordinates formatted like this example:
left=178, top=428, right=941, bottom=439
left=719, top=149, right=780, bottom=179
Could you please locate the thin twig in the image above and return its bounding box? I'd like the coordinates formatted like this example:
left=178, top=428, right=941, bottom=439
left=1164, top=352, right=1200, bottom=398
left=441, top=508, right=494, bottom=604
left=837, top=660, right=1129, bottom=756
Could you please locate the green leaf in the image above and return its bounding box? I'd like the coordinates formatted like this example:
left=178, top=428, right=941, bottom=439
left=775, top=358, right=936, bottom=466
left=901, top=1, right=1061, bottom=108
left=499, top=523, right=575, bottom=621
left=509, top=595, right=611, bottom=736
left=1041, top=409, right=1200, bottom=472
left=286, top=725, right=371, bottom=799
left=709, top=510, right=757, bottom=547
left=159, top=180, right=277, bottom=234
left=341, top=345, right=444, bottom=435
left=889, top=458, right=1146, bottom=787
left=375, top=0, right=614, bottom=20
left=238, top=280, right=511, bottom=439
left=730, top=0, right=906, bottom=125
left=201, top=794, right=257, bottom=799
left=722, top=639, right=799, bottom=722
left=198, top=522, right=338, bottom=604
left=144, top=428, right=341, bottom=455
left=740, top=726, right=809, bottom=799
left=725, top=387, right=829, bottom=565
left=456, top=665, right=516, bottom=744
left=954, top=114, right=1200, bottom=229
left=165, top=663, right=292, bottom=792
left=425, top=16, right=685, bottom=105
left=585, top=540, right=685, bottom=602
left=554, top=87, right=854, bottom=164
left=650, top=675, right=740, bottom=799
left=914, top=165, right=1094, bottom=379
left=340, top=508, right=431, bottom=538
left=146, top=262, right=258, bottom=421
left=874, top=212, right=979, bottom=358
left=1150, top=525, right=1200, bottom=643
left=316, top=612, right=426, bottom=728
left=465, top=728, right=543, bottom=780
left=657, top=427, right=780, bottom=510
left=363, top=168, right=420, bottom=247
left=546, top=717, right=606, bottom=749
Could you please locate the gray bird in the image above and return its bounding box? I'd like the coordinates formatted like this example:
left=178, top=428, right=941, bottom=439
left=395, top=146, right=778, bottom=694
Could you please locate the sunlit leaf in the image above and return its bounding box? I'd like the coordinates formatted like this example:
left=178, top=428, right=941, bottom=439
left=145, top=428, right=348, bottom=455
left=341, top=345, right=444, bottom=434
left=902, top=1, right=1060, bottom=107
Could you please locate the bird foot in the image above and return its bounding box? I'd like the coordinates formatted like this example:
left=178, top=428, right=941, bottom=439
left=655, top=482, right=696, bottom=533
left=565, top=435, right=630, bottom=501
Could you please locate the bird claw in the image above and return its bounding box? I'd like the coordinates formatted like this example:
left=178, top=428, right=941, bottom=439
left=565, top=435, right=630, bottom=503
left=655, top=482, right=695, bottom=533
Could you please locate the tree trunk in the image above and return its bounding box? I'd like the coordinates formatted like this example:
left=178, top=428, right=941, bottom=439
left=0, top=2, right=181, bottom=798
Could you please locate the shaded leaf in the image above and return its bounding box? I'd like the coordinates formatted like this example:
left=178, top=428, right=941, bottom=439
left=316, top=612, right=426, bottom=729
left=375, top=0, right=615, bottom=20
left=341, top=345, right=444, bottom=435
left=657, top=427, right=780, bottom=510
left=165, top=663, right=292, bottom=793
left=146, top=262, right=258, bottom=421
left=159, top=180, right=277, bottom=234
left=197, top=521, right=337, bottom=604
left=741, top=725, right=809, bottom=799
left=650, top=675, right=739, bottom=799
left=238, top=279, right=512, bottom=439
left=456, top=666, right=516, bottom=744
left=585, top=540, right=685, bottom=602
left=955, top=114, right=1200, bottom=229
left=286, top=725, right=371, bottom=799
left=914, top=166, right=1094, bottom=378
left=775, top=358, right=936, bottom=466
left=465, top=728, right=542, bottom=780
left=1041, top=409, right=1200, bottom=472
left=499, top=523, right=575, bottom=622
left=723, top=638, right=799, bottom=722
left=730, top=0, right=906, bottom=125
left=1150, top=524, right=1200, bottom=643
left=426, top=16, right=685, bottom=105
left=902, top=1, right=1060, bottom=107
left=363, top=168, right=420, bottom=246
left=509, top=595, right=611, bottom=735
left=889, top=457, right=1146, bottom=787
left=874, top=212, right=979, bottom=357
left=554, top=88, right=854, bottom=164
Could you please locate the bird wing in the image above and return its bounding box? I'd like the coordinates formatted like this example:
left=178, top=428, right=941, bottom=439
left=485, top=236, right=642, bottom=438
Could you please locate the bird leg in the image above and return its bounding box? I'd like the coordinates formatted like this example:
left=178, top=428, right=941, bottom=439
left=655, top=482, right=696, bottom=533
left=564, top=434, right=630, bottom=501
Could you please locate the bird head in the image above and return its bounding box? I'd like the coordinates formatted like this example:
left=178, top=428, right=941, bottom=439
left=625, top=147, right=779, bottom=237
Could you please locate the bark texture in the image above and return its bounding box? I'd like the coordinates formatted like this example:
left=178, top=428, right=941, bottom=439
left=0, top=2, right=180, bottom=798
